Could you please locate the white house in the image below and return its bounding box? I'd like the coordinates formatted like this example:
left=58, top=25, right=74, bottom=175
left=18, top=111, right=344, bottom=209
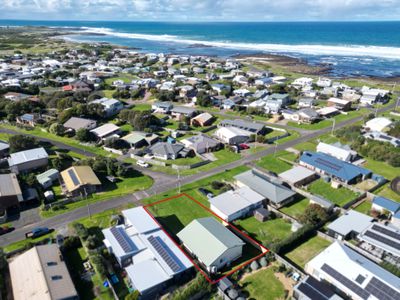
left=316, top=142, right=357, bottom=162
left=214, top=127, right=250, bottom=145
left=365, top=117, right=393, bottom=132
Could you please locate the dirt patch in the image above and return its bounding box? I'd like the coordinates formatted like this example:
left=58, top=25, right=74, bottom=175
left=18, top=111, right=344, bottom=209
left=274, top=272, right=295, bottom=296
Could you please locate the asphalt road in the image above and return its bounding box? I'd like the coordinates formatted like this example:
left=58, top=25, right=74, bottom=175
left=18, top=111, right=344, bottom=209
left=0, top=103, right=394, bottom=247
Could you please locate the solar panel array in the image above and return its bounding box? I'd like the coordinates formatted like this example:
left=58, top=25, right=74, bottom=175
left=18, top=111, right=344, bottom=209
left=315, top=157, right=342, bottom=171
left=321, top=264, right=370, bottom=300
left=148, top=235, right=181, bottom=273
left=297, top=283, right=331, bottom=300
left=364, top=230, right=400, bottom=250
left=371, top=224, right=400, bottom=240
left=68, top=169, right=80, bottom=186
left=365, top=277, right=400, bottom=300
left=110, top=227, right=135, bottom=253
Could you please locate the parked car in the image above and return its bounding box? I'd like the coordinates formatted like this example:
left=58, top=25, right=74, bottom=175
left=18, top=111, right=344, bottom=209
left=136, top=160, right=150, bottom=168
left=198, top=188, right=214, bottom=198
left=25, top=227, right=52, bottom=239
left=56, top=234, right=64, bottom=247
left=239, top=143, right=250, bottom=150
left=0, top=226, right=13, bottom=236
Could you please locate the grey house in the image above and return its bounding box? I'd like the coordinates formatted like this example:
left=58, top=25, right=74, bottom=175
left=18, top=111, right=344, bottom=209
left=149, top=142, right=185, bottom=160
left=181, top=134, right=221, bottom=154
left=8, top=147, right=49, bottom=174
left=234, top=169, right=296, bottom=208
left=219, top=119, right=265, bottom=135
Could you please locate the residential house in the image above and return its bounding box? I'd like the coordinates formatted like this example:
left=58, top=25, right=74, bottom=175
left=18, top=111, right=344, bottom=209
left=364, top=131, right=400, bottom=148
left=148, top=142, right=185, bottom=160
left=60, top=166, right=101, bottom=197
left=177, top=217, right=245, bottom=272
left=36, top=169, right=59, bottom=189
left=254, top=77, right=273, bottom=86
left=90, top=123, right=120, bottom=141
left=8, top=147, right=49, bottom=174
left=62, top=80, right=92, bottom=92
left=299, top=151, right=372, bottom=184
left=279, top=166, right=317, bottom=187
left=327, top=97, right=352, bottom=111
left=365, top=117, right=393, bottom=132
left=305, top=242, right=400, bottom=300
left=181, top=134, right=221, bottom=154
left=170, top=106, right=197, bottom=120
left=234, top=169, right=296, bottom=208
left=316, top=106, right=339, bottom=118
left=293, top=275, right=342, bottom=300
left=268, top=93, right=291, bottom=106
left=233, top=89, right=251, bottom=97
left=16, top=113, right=43, bottom=127
left=122, top=132, right=159, bottom=149
left=9, top=244, right=78, bottom=300
left=214, top=127, right=250, bottom=145
left=0, top=140, right=10, bottom=158
left=63, top=117, right=97, bottom=132
left=298, top=97, right=316, bottom=108
left=222, top=97, right=243, bottom=110
left=316, top=77, right=332, bottom=88
left=360, top=87, right=389, bottom=105
left=210, top=186, right=265, bottom=222
left=359, top=223, right=400, bottom=258
left=102, top=207, right=193, bottom=297
left=0, top=173, right=23, bottom=211
left=327, top=210, right=373, bottom=240
left=316, top=142, right=357, bottom=162
left=211, top=83, right=231, bottom=95
left=91, top=97, right=124, bottom=117
left=190, top=112, right=214, bottom=127
left=152, top=101, right=173, bottom=114
left=219, top=119, right=265, bottom=135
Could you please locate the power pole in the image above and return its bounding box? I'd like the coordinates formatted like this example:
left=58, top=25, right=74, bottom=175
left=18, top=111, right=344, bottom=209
left=177, top=169, right=181, bottom=194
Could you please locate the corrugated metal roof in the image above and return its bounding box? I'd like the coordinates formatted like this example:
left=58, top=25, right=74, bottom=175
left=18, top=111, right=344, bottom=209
left=60, top=166, right=101, bottom=193
left=177, top=217, right=244, bottom=268
left=8, top=147, right=48, bottom=166
left=373, top=196, right=400, bottom=213
left=0, top=173, right=22, bottom=197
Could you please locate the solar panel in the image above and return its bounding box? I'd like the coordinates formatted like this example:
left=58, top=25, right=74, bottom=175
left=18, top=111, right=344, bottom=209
left=365, top=277, right=400, bottom=300
left=297, top=283, right=330, bottom=300
left=321, top=264, right=370, bottom=299
left=371, top=224, right=400, bottom=240
left=110, top=227, right=135, bottom=253
left=315, top=158, right=342, bottom=171
left=364, top=230, right=400, bottom=250
left=148, top=235, right=181, bottom=273
left=355, top=275, right=366, bottom=285
left=68, top=169, right=80, bottom=186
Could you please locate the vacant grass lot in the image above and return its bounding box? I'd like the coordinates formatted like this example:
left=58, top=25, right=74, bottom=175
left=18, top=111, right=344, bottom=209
left=257, top=150, right=296, bottom=174
left=308, top=179, right=359, bottom=207
left=354, top=201, right=372, bottom=215
left=375, top=183, right=400, bottom=203
left=285, top=235, right=331, bottom=268
left=234, top=217, right=292, bottom=246
left=363, top=158, right=399, bottom=180
left=241, top=267, right=286, bottom=300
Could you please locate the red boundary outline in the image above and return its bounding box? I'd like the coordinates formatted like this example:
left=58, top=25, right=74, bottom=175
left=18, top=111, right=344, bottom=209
left=143, top=193, right=270, bottom=284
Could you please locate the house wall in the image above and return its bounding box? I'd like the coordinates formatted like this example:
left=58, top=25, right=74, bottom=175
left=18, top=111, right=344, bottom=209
left=211, top=245, right=243, bottom=271
left=10, top=157, right=48, bottom=174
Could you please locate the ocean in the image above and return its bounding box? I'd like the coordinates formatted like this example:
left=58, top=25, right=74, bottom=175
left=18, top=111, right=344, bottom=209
left=1, top=20, right=400, bottom=78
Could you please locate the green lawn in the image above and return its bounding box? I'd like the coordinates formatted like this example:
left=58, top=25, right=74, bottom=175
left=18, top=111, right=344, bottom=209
left=241, top=267, right=286, bottom=300
left=105, top=73, right=138, bottom=85
left=363, top=158, right=399, bottom=180
left=257, top=151, right=295, bottom=174
left=132, top=103, right=152, bottom=111
left=375, top=183, right=400, bottom=203
left=285, top=236, right=331, bottom=268
left=234, top=217, right=292, bottom=246
left=4, top=232, right=55, bottom=253
left=354, top=201, right=372, bottom=215
left=308, top=179, right=359, bottom=207
left=0, top=124, right=111, bottom=157
left=41, top=175, right=153, bottom=218
left=280, top=198, right=310, bottom=219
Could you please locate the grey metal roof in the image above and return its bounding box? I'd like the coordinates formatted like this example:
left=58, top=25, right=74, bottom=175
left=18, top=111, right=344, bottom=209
left=327, top=210, right=373, bottom=236
left=279, top=166, right=316, bottom=184
left=220, top=119, right=264, bottom=133
left=63, top=117, right=96, bottom=131
left=235, top=170, right=296, bottom=204
left=8, top=147, right=48, bottom=167
left=149, top=142, right=184, bottom=157
left=0, top=173, right=21, bottom=197
left=36, top=169, right=59, bottom=184
left=177, top=217, right=244, bottom=268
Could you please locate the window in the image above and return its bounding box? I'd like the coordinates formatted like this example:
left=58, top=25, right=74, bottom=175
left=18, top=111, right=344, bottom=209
left=47, top=262, right=58, bottom=266
left=51, top=275, right=63, bottom=281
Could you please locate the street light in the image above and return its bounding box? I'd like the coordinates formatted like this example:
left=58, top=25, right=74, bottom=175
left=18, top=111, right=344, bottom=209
left=330, top=118, right=336, bottom=136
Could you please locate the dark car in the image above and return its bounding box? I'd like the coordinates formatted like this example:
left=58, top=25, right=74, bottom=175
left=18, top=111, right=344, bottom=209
left=198, top=188, right=214, bottom=198
left=0, top=226, right=13, bottom=236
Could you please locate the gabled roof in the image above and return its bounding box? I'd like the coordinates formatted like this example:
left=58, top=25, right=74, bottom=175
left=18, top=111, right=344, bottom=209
left=0, top=173, right=22, bottom=197
left=63, top=117, right=96, bottom=131
left=234, top=170, right=296, bottom=204
left=327, top=210, right=373, bottom=236
left=300, top=151, right=371, bottom=182
left=219, top=119, right=264, bottom=133
left=149, top=142, right=184, bottom=157
left=8, top=147, right=48, bottom=167
left=90, top=123, right=120, bottom=138
left=60, top=166, right=101, bottom=193
left=373, top=196, right=400, bottom=213
left=177, top=217, right=244, bottom=268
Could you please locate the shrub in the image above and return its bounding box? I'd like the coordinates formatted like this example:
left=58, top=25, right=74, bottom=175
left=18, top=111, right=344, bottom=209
left=73, top=223, right=89, bottom=240
left=259, top=256, right=268, bottom=267
left=211, top=181, right=224, bottom=190
left=250, top=260, right=260, bottom=271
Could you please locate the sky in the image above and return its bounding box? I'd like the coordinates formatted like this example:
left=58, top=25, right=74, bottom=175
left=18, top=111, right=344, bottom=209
left=0, top=0, right=399, bottom=21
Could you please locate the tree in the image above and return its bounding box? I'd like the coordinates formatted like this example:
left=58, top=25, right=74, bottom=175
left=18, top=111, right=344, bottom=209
left=76, top=128, right=94, bottom=142
left=9, top=135, right=38, bottom=152
left=298, top=203, right=328, bottom=225
left=196, top=91, right=212, bottom=107
left=125, top=291, right=140, bottom=300
left=49, top=123, right=65, bottom=136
